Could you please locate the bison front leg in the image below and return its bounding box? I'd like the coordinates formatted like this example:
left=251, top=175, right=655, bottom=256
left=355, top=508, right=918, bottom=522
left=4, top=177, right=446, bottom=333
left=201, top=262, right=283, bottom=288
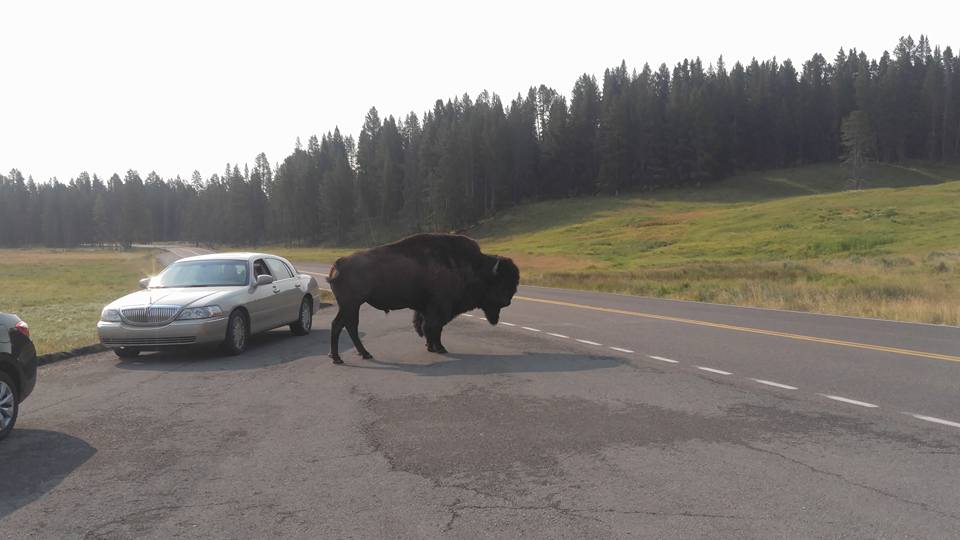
left=423, top=310, right=449, bottom=354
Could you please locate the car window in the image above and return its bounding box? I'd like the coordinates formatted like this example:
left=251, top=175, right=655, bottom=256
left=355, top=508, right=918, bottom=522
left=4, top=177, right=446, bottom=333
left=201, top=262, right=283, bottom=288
left=154, top=260, right=248, bottom=287
left=253, top=259, right=272, bottom=278
left=266, top=258, right=293, bottom=279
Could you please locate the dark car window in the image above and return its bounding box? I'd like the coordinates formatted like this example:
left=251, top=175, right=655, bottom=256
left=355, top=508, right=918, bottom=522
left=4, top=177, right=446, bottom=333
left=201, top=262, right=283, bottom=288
left=253, top=259, right=272, bottom=278
left=266, top=258, right=293, bottom=279
left=154, top=260, right=249, bottom=287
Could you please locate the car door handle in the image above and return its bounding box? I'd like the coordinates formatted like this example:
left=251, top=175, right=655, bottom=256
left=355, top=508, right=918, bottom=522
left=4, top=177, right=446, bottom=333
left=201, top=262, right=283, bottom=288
left=294, top=283, right=302, bottom=288
left=272, top=286, right=280, bottom=294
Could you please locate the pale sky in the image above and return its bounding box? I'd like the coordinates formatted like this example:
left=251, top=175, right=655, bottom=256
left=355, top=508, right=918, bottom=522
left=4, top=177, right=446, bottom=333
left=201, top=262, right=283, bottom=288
left=2, top=0, right=957, bottom=182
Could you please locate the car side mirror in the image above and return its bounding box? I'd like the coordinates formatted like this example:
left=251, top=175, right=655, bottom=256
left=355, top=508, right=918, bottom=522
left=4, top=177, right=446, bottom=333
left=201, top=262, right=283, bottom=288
left=139, top=277, right=151, bottom=289
left=256, top=274, right=275, bottom=286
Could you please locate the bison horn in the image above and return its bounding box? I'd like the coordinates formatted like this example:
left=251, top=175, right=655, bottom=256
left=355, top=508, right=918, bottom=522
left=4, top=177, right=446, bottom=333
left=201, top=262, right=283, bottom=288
left=492, top=257, right=501, bottom=276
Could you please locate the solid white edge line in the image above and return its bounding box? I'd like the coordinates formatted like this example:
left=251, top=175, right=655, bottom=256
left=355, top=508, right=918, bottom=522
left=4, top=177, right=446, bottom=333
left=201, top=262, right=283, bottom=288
left=462, top=313, right=473, bottom=317
left=522, top=326, right=541, bottom=332
left=648, top=355, right=679, bottom=364
left=501, top=322, right=516, bottom=327
left=819, top=394, right=878, bottom=408
left=696, top=366, right=732, bottom=375
left=609, top=346, right=634, bottom=353
left=905, top=413, right=960, bottom=429
left=575, top=339, right=602, bottom=346
left=546, top=332, right=569, bottom=339
left=750, top=378, right=798, bottom=390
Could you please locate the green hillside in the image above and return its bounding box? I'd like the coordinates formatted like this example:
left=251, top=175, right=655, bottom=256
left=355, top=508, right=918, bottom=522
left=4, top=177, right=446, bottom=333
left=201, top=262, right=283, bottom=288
left=469, top=162, right=960, bottom=325
left=270, top=162, right=960, bottom=325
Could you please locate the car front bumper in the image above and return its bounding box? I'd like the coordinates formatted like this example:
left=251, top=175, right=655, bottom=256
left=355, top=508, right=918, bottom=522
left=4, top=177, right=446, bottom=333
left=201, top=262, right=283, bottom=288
left=97, top=317, right=229, bottom=349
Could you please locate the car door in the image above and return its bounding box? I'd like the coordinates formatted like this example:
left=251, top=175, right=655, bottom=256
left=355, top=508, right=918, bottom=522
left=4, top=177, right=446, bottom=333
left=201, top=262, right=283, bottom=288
left=246, top=258, right=281, bottom=333
left=265, top=258, right=301, bottom=324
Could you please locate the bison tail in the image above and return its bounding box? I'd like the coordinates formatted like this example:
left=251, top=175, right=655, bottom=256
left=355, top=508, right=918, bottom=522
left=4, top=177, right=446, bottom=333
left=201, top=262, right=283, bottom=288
left=326, top=260, right=343, bottom=283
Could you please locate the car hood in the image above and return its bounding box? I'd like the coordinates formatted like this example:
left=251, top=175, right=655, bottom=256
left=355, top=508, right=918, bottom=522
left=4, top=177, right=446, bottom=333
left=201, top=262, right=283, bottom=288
left=106, top=287, right=243, bottom=309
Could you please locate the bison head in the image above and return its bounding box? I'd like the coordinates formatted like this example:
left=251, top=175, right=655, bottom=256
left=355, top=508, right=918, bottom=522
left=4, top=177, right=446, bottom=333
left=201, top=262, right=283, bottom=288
left=481, top=256, right=520, bottom=325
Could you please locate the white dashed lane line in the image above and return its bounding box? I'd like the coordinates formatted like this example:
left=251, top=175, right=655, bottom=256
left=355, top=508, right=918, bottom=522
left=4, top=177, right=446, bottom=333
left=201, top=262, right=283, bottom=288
left=486, top=321, right=960, bottom=432
left=696, top=366, right=733, bottom=375
left=819, top=394, right=878, bottom=408
left=648, top=355, right=679, bottom=364
left=751, top=379, right=798, bottom=390
left=905, top=413, right=960, bottom=429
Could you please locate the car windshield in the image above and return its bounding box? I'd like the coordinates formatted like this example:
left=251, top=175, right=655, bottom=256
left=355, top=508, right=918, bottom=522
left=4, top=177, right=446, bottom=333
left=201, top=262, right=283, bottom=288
left=152, top=260, right=249, bottom=288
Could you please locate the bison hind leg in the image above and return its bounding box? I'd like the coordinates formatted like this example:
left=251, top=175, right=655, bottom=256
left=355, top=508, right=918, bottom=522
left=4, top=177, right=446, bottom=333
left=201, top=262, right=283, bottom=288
left=413, top=311, right=425, bottom=337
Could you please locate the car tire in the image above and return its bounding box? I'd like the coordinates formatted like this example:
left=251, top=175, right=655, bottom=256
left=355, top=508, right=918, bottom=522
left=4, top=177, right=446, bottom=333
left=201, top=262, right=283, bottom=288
left=290, top=297, right=313, bottom=336
left=221, top=310, right=248, bottom=356
left=0, top=371, right=19, bottom=441
left=115, top=347, right=140, bottom=359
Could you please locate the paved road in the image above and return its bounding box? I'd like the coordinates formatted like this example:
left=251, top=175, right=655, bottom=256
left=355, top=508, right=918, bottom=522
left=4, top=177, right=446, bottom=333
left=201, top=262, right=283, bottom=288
left=2, top=245, right=959, bottom=538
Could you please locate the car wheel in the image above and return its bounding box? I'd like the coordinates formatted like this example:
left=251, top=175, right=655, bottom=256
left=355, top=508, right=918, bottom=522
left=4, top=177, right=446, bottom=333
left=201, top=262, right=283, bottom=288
left=221, top=310, right=248, bottom=356
left=0, top=372, right=19, bottom=441
left=115, top=347, right=140, bottom=359
left=290, top=297, right=313, bottom=336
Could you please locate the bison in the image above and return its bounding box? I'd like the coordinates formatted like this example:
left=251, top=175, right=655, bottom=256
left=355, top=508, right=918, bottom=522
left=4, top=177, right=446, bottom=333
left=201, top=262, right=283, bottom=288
left=326, top=233, right=520, bottom=364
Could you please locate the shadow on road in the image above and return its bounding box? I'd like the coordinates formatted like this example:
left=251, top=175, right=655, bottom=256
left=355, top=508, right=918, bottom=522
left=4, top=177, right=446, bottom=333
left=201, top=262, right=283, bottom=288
left=347, top=351, right=624, bottom=376
left=112, top=329, right=355, bottom=372
left=0, top=429, right=96, bottom=519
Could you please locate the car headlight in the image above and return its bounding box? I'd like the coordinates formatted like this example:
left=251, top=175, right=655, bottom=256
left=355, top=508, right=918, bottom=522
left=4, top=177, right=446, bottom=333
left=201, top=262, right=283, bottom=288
left=101, top=309, right=122, bottom=322
left=177, top=305, right=224, bottom=320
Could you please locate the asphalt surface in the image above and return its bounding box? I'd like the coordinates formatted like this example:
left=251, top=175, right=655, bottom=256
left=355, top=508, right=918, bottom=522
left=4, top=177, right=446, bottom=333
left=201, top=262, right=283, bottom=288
left=2, top=245, right=959, bottom=538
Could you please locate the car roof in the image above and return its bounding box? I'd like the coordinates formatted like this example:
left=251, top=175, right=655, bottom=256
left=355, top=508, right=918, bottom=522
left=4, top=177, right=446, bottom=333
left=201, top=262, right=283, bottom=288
left=175, top=252, right=284, bottom=263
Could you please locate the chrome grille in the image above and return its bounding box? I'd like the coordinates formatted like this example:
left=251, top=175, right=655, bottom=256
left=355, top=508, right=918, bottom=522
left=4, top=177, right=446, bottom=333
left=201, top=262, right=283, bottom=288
left=120, top=305, right=180, bottom=325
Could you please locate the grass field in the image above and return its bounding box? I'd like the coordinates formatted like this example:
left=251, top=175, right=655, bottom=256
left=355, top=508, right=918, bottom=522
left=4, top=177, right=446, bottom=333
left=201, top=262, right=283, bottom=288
left=13, top=162, right=955, bottom=356
left=263, top=162, right=960, bottom=326
left=470, top=162, right=960, bottom=325
left=0, top=248, right=160, bottom=355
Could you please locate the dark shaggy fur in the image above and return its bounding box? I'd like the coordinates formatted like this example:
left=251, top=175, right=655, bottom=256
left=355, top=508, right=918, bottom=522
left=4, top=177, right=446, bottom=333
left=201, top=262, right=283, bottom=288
left=326, top=233, right=520, bottom=363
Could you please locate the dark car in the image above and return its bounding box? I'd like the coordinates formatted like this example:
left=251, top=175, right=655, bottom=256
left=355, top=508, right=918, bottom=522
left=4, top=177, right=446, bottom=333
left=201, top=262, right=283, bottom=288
left=0, top=313, right=37, bottom=440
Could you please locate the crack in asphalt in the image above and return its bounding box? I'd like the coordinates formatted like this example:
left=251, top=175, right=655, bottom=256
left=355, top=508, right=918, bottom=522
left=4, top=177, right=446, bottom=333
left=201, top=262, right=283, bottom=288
left=739, top=442, right=960, bottom=522
left=441, top=498, right=758, bottom=532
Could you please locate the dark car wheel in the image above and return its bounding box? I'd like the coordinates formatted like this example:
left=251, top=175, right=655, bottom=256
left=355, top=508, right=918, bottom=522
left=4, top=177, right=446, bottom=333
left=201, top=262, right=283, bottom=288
left=0, top=371, right=19, bottom=441
left=115, top=347, right=140, bottom=359
left=221, top=310, right=248, bottom=356
left=290, top=297, right=313, bottom=336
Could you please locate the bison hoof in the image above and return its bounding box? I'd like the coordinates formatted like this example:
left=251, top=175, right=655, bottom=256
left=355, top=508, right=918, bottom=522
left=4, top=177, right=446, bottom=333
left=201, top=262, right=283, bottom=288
left=360, top=351, right=374, bottom=360
left=330, top=354, right=344, bottom=365
left=428, top=345, right=448, bottom=354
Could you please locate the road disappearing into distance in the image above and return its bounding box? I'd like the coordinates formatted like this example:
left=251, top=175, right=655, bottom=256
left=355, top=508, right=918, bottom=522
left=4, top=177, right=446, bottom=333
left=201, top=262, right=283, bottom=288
left=2, top=245, right=958, bottom=538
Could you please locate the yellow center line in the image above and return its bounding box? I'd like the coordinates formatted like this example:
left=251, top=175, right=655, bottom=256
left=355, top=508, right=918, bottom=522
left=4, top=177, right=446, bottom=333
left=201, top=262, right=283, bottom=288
left=514, top=295, right=960, bottom=364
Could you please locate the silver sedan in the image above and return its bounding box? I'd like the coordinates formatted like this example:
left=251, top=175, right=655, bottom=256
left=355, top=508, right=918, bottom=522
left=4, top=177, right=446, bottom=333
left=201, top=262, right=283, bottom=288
left=97, top=252, right=322, bottom=357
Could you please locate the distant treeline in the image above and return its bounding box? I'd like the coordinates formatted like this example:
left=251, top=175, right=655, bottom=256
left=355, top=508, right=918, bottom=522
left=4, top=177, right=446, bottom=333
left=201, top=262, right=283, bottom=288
left=2, top=35, right=958, bottom=248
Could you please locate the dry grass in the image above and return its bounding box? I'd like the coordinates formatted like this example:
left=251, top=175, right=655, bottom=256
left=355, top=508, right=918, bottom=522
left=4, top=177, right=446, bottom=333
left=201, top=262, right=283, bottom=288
left=523, top=254, right=960, bottom=325
left=0, top=248, right=158, bottom=354
left=476, top=162, right=960, bottom=325
left=245, top=162, right=960, bottom=326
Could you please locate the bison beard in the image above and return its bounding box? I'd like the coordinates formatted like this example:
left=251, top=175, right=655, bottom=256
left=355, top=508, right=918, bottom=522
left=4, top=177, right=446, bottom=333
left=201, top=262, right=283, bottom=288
left=326, top=233, right=520, bottom=364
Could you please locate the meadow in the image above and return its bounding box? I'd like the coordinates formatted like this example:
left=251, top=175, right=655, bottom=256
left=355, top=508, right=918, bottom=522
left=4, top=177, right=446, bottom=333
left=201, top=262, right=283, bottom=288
left=5, top=161, right=959, bottom=356
left=269, top=162, right=960, bottom=325
left=0, top=248, right=160, bottom=354
left=472, top=162, right=960, bottom=325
